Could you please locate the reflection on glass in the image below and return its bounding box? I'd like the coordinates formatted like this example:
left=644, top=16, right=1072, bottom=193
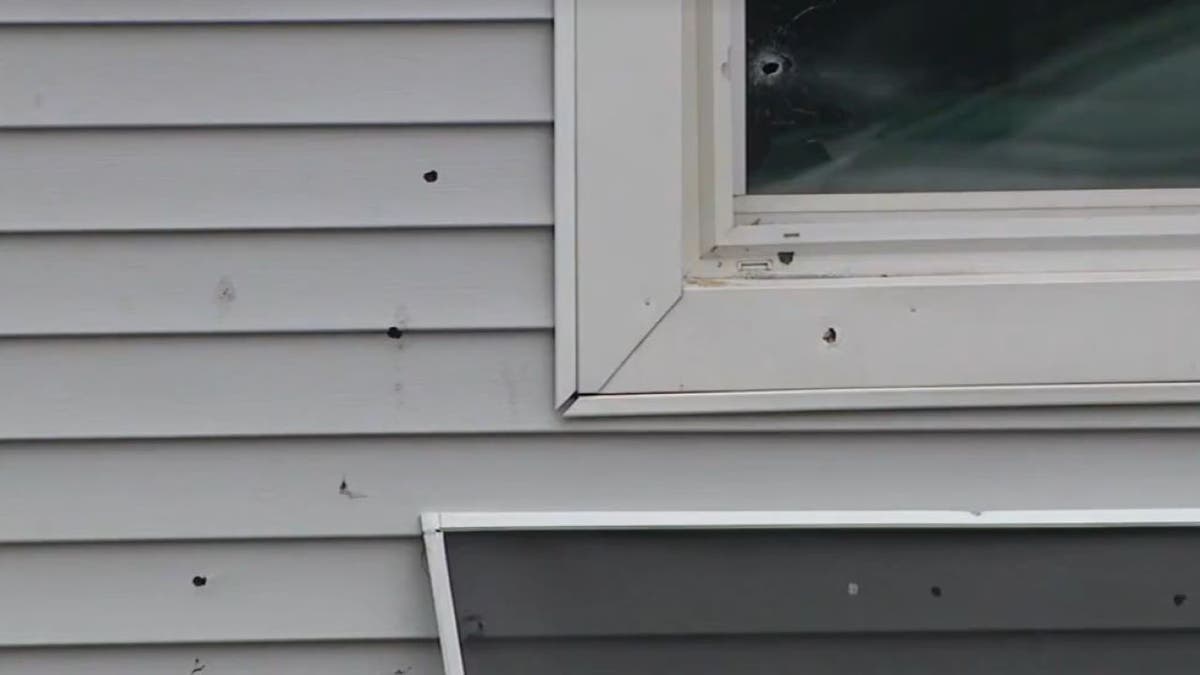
left=746, top=0, right=1200, bottom=194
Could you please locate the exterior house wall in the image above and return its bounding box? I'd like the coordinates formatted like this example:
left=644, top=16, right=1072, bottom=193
left=3, top=2, right=1200, bottom=673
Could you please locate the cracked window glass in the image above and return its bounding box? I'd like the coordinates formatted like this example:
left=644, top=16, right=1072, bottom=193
left=746, top=0, right=1200, bottom=194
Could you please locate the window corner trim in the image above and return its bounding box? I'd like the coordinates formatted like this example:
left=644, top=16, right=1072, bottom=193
left=565, top=383, right=1200, bottom=419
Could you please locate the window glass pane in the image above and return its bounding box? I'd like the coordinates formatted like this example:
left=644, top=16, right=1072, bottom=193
left=446, top=529, right=1200, bottom=674
left=746, top=0, right=1200, bottom=194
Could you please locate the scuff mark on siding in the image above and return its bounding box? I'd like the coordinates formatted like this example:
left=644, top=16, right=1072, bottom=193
left=214, top=276, right=237, bottom=312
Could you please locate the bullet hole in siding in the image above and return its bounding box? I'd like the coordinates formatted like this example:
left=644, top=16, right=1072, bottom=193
left=761, top=60, right=782, bottom=76
left=191, top=658, right=207, bottom=675
left=340, top=476, right=368, bottom=500
left=1176, top=594, right=1188, bottom=607
left=387, top=326, right=404, bottom=340
left=423, top=170, right=439, bottom=183
left=930, top=585, right=943, bottom=598
left=823, top=327, right=838, bottom=345
left=777, top=251, right=795, bottom=265
left=192, top=576, right=208, bottom=588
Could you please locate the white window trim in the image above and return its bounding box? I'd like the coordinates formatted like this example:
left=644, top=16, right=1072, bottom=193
left=556, top=0, right=1200, bottom=420
left=423, top=508, right=1200, bottom=675
left=554, top=0, right=578, bottom=408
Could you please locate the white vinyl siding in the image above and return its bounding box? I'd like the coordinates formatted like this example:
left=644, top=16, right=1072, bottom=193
left=5, top=433, right=1200, bottom=545
left=0, top=23, right=550, bottom=127
left=0, top=5, right=553, bottom=667
left=0, top=0, right=552, bottom=23
left=4, top=2, right=1200, bottom=673
left=0, top=540, right=436, bottom=647
left=0, top=643, right=443, bottom=675
left=0, top=127, right=551, bottom=231
left=0, top=228, right=552, bottom=335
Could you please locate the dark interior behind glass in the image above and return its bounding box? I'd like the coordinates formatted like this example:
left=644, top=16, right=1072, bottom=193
left=447, top=528, right=1200, bottom=674
left=746, top=0, right=1200, bottom=194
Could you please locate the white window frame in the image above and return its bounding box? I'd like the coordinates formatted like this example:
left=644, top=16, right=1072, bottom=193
left=555, top=0, right=1200, bottom=419
left=718, top=1, right=1200, bottom=258
left=423, top=508, right=1200, bottom=675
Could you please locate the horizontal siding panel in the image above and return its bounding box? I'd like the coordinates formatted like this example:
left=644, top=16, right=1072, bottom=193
left=0, top=125, right=551, bottom=232
left=0, top=540, right=435, bottom=647
left=0, top=641, right=442, bottom=675
left=0, top=331, right=555, bottom=439
left=7, top=432, right=1200, bottom=542
left=0, top=23, right=550, bottom=127
left=0, top=228, right=552, bottom=335
left=0, top=0, right=552, bottom=23
left=4, top=330, right=1200, bottom=439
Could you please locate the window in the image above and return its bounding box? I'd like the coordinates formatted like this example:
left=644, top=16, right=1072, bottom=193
left=744, top=1, right=1200, bottom=195
left=424, top=510, right=1200, bottom=675
left=556, top=0, right=1200, bottom=419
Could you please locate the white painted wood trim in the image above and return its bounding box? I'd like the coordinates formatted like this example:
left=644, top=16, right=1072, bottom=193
left=721, top=210, right=1200, bottom=247
left=602, top=273, right=1200, bottom=396
left=554, top=0, right=578, bottom=408
left=730, top=0, right=747, bottom=196
left=431, top=509, right=1200, bottom=532
left=726, top=189, right=1200, bottom=248
left=573, top=1, right=686, bottom=392
left=567, top=383, right=1200, bottom=418
left=736, top=189, right=1200, bottom=214
left=564, top=1, right=1200, bottom=419
left=697, top=0, right=737, bottom=252
left=422, top=515, right=466, bottom=675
